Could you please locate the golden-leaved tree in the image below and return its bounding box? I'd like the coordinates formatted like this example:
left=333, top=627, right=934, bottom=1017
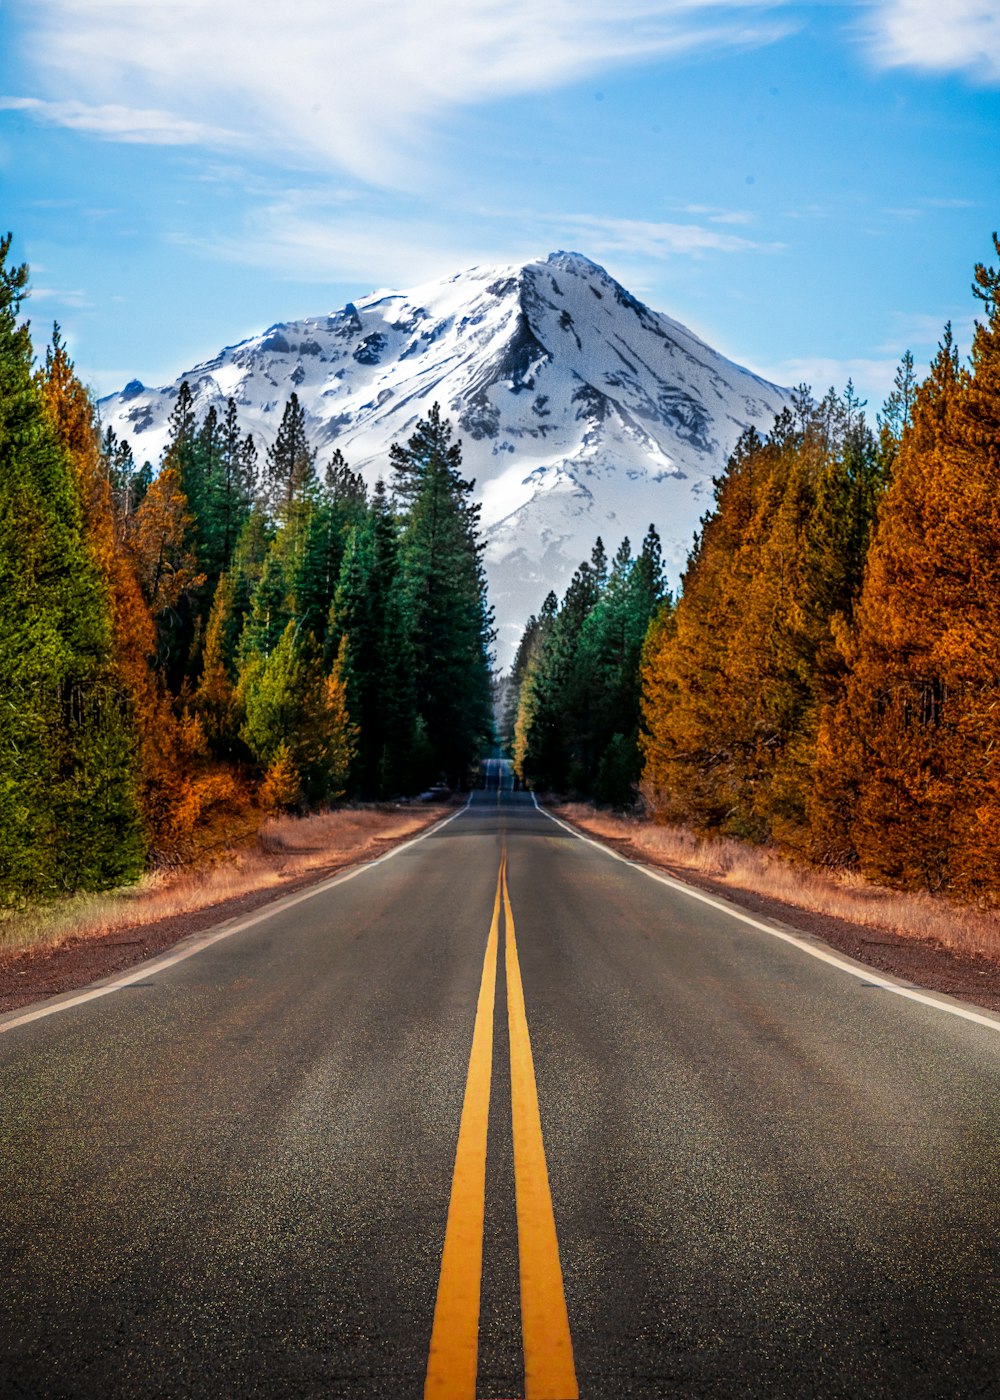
left=815, top=238, right=1000, bottom=896
left=641, top=388, right=884, bottom=847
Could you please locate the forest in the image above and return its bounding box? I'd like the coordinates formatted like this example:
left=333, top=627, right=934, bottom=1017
left=509, top=234, right=1000, bottom=902
left=7, top=225, right=1000, bottom=911
left=0, top=235, right=494, bottom=906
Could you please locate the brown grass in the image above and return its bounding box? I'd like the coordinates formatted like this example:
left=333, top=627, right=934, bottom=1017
left=0, top=805, right=446, bottom=958
left=554, top=803, right=1000, bottom=962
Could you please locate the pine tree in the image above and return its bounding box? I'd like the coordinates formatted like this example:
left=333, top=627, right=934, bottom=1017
left=520, top=560, right=601, bottom=792
left=586, top=527, right=670, bottom=804
left=39, top=329, right=210, bottom=871
left=239, top=622, right=356, bottom=803
left=194, top=574, right=238, bottom=752
left=640, top=392, right=884, bottom=842
left=259, top=740, right=301, bottom=813
left=817, top=246, right=1000, bottom=896
left=0, top=242, right=143, bottom=899
left=265, top=393, right=315, bottom=520
left=131, top=462, right=205, bottom=686
left=392, top=406, right=494, bottom=785
left=102, top=426, right=150, bottom=524
left=512, top=592, right=557, bottom=785
left=218, top=397, right=257, bottom=571
left=332, top=480, right=417, bottom=795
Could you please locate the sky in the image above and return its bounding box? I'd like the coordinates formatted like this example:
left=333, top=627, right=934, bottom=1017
left=2, top=0, right=999, bottom=415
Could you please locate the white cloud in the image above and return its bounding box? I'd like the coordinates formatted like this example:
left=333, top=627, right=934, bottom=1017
left=683, top=204, right=756, bottom=226
left=11, top=0, right=795, bottom=185
left=28, top=286, right=93, bottom=308
left=876, top=310, right=978, bottom=356
left=0, top=97, right=233, bottom=146
left=864, top=0, right=1000, bottom=82
left=174, top=192, right=526, bottom=289
left=556, top=213, right=783, bottom=257
left=173, top=194, right=784, bottom=302
left=753, top=353, right=905, bottom=406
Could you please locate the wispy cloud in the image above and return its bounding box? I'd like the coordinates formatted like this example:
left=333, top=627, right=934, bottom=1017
left=876, top=310, right=978, bottom=356
left=864, top=0, right=1000, bottom=83
left=10, top=0, right=797, bottom=185
left=170, top=190, right=785, bottom=296
left=753, top=353, right=906, bottom=405
left=556, top=213, right=783, bottom=257
left=756, top=306, right=984, bottom=407
left=28, top=286, right=93, bottom=309
left=683, top=204, right=756, bottom=226
left=0, top=97, right=234, bottom=146
left=173, top=192, right=522, bottom=290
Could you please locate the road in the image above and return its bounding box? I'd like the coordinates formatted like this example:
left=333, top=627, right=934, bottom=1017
left=0, top=788, right=998, bottom=1399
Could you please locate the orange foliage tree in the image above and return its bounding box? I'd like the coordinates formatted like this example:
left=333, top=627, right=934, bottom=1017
left=641, top=388, right=885, bottom=848
left=815, top=237, right=1000, bottom=896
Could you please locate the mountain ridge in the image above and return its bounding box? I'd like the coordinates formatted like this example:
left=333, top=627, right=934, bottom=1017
left=98, top=251, right=792, bottom=662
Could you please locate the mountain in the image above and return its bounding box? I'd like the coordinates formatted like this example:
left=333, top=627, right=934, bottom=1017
left=98, top=251, right=791, bottom=664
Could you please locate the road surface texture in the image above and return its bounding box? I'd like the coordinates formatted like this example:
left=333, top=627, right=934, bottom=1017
left=1, top=784, right=998, bottom=1399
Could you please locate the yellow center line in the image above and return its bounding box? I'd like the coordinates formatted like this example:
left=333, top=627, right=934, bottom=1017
left=425, top=848, right=577, bottom=1400
left=425, top=862, right=503, bottom=1400
left=503, top=858, right=579, bottom=1400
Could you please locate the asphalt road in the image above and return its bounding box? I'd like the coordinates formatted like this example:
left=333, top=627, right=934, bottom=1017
left=1, top=787, right=998, bottom=1399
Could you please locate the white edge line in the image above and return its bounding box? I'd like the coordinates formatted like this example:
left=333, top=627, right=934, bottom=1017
left=532, top=794, right=1000, bottom=1037
left=0, top=800, right=472, bottom=1037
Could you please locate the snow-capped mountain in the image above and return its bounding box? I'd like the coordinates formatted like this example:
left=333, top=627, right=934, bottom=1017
left=99, top=252, right=791, bottom=664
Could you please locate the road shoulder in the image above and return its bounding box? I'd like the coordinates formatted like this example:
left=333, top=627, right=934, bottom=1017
left=0, top=804, right=453, bottom=1017
left=546, top=802, right=1000, bottom=1018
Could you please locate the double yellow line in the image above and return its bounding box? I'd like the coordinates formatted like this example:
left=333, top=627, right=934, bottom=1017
left=425, top=851, right=578, bottom=1400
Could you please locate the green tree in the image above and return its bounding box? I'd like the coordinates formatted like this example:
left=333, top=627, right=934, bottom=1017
left=519, top=555, right=602, bottom=792
left=392, top=405, right=494, bottom=785
left=265, top=392, right=315, bottom=520
left=333, top=480, right=417, bottom=795
left=239, top=622, right=355, bottom=803
left=0, top=239, right=144, bottom=899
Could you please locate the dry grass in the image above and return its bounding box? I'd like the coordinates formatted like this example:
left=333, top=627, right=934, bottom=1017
left=0, top=805, right=445, bottom=958
left=555, top=803, right=1000, bottom=963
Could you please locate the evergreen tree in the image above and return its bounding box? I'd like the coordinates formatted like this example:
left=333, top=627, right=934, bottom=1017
left=131, top=461, right=204, bottom=686
left=641, top=391, right=883, bottom=842
left=0, top=242, right=144, bottom=899
left=520, top=559, right=601, bottom=791
left=333, top=480, right=417, bottom=795
left=39, top=328, right=208, bottom=865
left=265, top=393, right=315, bottom=519
left=101, top=426, right=151, bottom=524
left=218, top=397, right=257, bottom=571
left=391, top=405, right=494, bottom=784
left=512, top=592, right=557, bottom=784
left=815, top=251, right=1000, bottom=897
left=239, top=622, right=356, bottom=803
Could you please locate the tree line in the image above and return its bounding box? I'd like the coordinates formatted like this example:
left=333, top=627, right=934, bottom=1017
left=0, top=236, right=493, bottom=905
left=510, top=233, right=1000, bottom=902
left=503, top=528, right=669, bottom=804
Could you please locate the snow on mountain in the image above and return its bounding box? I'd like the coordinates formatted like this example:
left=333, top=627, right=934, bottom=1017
left=98, top=251, right=791, bottom=665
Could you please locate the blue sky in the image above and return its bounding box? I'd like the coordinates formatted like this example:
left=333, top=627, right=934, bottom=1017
left=2, top=0, right=999, bottom=414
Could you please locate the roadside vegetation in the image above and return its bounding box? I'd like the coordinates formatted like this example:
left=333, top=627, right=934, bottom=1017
left=555, top=803, right=1000, bottom=964
left=0, top=804, right=445, bottom=957
left=0, top=233, right=492, bottom=911
left=510, top=233, right=1000, bottom=915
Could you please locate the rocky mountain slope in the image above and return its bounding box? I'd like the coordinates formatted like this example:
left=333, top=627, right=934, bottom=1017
left=99, top=251, right=791, bottom=662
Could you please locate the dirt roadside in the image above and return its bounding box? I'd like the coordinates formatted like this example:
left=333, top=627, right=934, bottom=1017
left=0, top=804, right=453, bottom=1017
left=549, top=805, right=1000, bottom=1017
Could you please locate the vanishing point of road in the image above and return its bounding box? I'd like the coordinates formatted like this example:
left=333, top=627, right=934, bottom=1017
left=1, top=784, right=998, bottom=1398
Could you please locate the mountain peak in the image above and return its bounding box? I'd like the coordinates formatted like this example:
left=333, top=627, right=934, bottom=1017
left=98, top=254, right=790, bottom=662
left=542, top=249, right=608, bottom=276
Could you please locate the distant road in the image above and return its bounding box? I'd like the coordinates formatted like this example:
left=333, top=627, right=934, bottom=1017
left=1, top=788, right=998, bottom=1398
